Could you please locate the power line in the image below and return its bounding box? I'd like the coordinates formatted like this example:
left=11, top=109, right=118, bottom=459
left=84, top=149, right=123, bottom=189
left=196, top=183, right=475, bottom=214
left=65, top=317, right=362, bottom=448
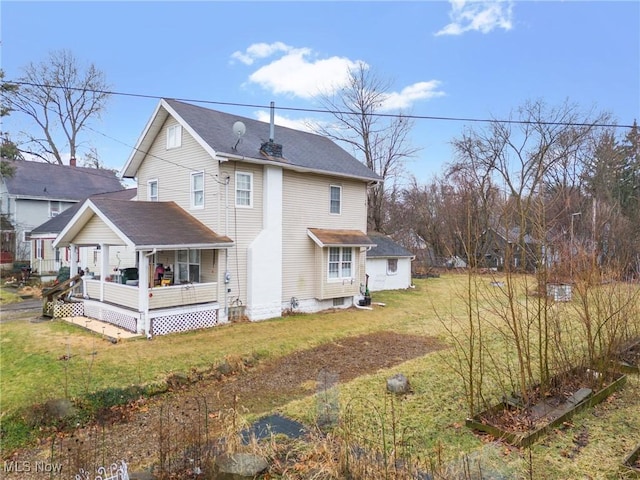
left=6, top=80, right=637, bottom=130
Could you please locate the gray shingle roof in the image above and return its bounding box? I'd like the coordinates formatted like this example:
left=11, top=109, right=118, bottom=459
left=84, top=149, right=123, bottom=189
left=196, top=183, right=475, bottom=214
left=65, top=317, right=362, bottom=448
left=2, top=159, right=123, bottom=201
left=366, top=233, right=414, bottom=258
left=164, top=99, right=382, bottom=182
left=31, top=189, right=137, bottom=236
left=88, top=198, right=232, bottom=249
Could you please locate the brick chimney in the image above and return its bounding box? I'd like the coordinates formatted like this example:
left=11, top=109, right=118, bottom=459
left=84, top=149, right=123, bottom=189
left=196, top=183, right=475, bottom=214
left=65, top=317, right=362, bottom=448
left=69, top=157, right=77, bottom=167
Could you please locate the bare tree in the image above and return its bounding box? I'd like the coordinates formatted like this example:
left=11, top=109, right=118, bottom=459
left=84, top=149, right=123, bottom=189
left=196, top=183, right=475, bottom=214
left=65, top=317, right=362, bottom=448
left=315, top=63, right=419, bottom=232
left=1, top=70, right=21, bottom=173
left=6, top=49, right=110, bottom=165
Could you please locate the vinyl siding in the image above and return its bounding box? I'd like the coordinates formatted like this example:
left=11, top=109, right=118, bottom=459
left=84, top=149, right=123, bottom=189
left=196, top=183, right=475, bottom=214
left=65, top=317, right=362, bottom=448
left=218, top=162, right=264, bottom=309
left=74, top=215, right=125, bottom=245
left=282, top=171, right=369, bottom=301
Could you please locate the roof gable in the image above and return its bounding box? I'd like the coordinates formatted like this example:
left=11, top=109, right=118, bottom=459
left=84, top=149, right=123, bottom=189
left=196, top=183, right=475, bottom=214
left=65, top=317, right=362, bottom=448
left=2, top=159, right=123, bottom=201
left=55, top=198, right=233, bottom=250
left=122, top=99, right=381, bottom=183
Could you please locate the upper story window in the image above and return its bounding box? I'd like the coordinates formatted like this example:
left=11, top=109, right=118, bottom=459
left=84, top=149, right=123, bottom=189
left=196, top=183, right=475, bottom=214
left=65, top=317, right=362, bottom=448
left=49, top=201, right=61, bottom=217
left=235, top=172, right=253, bottom=208
left=166, top=124, right=182, bottom=149
left=330, top=185, right=342, bottom=214
left=148, top=179, right=158, bottom=202
left=387, top=258, right=398, bottom=275
left=328, top=247, right=352, bottom=280
left=191, top=172, right=204, bottom=208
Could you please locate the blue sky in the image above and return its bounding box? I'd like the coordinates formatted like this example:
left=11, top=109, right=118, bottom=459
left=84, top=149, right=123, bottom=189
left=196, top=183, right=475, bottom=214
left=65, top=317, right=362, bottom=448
left=2, top=1, right=639, bottom=184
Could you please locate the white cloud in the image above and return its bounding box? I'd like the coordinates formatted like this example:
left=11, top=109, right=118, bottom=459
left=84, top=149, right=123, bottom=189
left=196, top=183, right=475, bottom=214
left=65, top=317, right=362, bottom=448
left=253, top=110, right=320, bottom=133
left=230, top=41, right=292, bottom=65
left=247, top=47, right=361, bottom=99
left=233, top=43, right=444, bottom=111
left=436, top=0, right=513, bottom=36
left=380, top=81, right=446, bottom=111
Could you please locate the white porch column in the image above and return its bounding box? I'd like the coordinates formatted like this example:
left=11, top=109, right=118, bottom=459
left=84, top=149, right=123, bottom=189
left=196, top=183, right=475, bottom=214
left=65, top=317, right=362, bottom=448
left=70, top=243, right=78, bottom=279
left=138, top=250, right=151, bottom=336
left=100, top=244, right=109, bottom=301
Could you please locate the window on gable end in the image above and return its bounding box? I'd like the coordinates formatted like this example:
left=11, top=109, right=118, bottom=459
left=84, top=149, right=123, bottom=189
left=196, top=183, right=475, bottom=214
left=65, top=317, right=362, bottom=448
left=148, top=179, right=158, bottom=201
left=191, top=172, right=204, bottom=208
left=235, top=172, right=253, bottom=207
left=166, top=124, right=182, bottom=149
left=330, top=185, right=342, bottom=214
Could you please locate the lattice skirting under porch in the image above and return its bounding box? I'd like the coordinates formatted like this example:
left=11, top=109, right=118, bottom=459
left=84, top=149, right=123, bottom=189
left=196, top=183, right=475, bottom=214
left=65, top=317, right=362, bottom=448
left=47, top=301, right=85, bottom=318
left=151, top=308, right=219, bottom=336
left=83, top=302, right=138, bottom=333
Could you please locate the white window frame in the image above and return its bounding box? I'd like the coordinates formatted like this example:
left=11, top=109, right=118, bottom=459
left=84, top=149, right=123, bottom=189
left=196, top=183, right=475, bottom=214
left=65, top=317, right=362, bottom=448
left=328, top=247, right=353, bottom=281
left=148, top=179, right=158, bottom=202
left=190, top=171, right=204, bottom=209
left=176, top=249, right=200, bottom=283
left=329, top=185, right=342, bottom=215
left=235, top=172, right=253, bottom=208
left=387, top=258, right=398, bottom=275
left=166, top=124, right=182, bottom=149
left=49, top=201, right=61, bottom=217
left=35, top=239, right=44, bottom=259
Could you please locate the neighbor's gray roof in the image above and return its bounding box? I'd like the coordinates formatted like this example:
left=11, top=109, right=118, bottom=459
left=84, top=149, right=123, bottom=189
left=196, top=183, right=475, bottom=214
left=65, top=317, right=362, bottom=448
left=2, top=159, right=124, bottom=201
left=83, top=198, right=232, bottom=249
left=366, top=233, right=414, bottom=258
left=125, top=99, right=381, bottom=182
left=31, top=189, right=137, bottom=236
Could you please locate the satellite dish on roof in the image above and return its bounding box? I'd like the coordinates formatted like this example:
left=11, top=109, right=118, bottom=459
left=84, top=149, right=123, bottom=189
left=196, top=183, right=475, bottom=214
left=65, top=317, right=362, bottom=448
left=233, top=121, right=246, bottom=138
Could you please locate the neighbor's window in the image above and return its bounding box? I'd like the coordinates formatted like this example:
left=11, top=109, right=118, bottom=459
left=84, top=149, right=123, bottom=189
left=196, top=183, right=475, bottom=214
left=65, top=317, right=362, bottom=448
left=166, top=124, right=182, bottom=149
left=387, top=258, right=398, bottom=275
left=191, top=172, right=204, bottom=208
left=236, top=172, right=253, bottom=207
left=177, top=249, right=200, bottom=283
left=49, top=201, right=61, bottom=217
left=330, top=185, right=341, bottom=214
left=328, top=247, right=352, bottom=279
left=35, top=239, right=44, bottom=259
left=148, top=179, right=158, bottom=201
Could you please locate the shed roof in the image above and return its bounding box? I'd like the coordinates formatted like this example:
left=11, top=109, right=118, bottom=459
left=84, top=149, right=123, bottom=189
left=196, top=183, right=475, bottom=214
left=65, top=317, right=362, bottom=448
left=366, top=233, right=414, bottom=258
left=307, top=228, right=375, bottom=248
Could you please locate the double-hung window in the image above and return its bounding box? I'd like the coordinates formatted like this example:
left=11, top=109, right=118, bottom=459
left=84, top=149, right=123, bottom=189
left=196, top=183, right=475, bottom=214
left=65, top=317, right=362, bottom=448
left=166, top=124, right=182, bottom=149
left=35, top=239, right=44, bottom=259
left=191, top=172, right=204, bottom=208
left=236, top=172, right=253, bottom=207
left=387, top=258, right=398, bottom=275
left=328, top=247, right=352, bottom=280
left=49, top=201, right=61, bottom=217
left=177, top=249, right=200, bottom=283
left=330, top=185, right=341, bottom=214
left=148, top=179, right=158, bottom=201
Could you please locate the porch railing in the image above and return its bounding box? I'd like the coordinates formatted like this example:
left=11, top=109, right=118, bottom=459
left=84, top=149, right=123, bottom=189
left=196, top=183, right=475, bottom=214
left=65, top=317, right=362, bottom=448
left=84, top=279, right=218, bottom=310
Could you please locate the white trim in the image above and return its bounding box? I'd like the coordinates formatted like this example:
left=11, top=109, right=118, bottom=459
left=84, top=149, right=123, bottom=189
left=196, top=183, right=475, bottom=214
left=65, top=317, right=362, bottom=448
left=190, top=171, right=205, bottom=209
left=166, top=124, right=182, bottom=149
left=235, top=171, right=253, bottom=208
left=148, top=178, right=158, bottom=201
left=329, top=184, right=342, bottom=215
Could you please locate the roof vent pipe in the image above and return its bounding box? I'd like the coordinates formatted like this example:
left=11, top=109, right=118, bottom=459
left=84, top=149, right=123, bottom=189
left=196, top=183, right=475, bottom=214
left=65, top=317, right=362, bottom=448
left=269, top=101, right=275, bottom=142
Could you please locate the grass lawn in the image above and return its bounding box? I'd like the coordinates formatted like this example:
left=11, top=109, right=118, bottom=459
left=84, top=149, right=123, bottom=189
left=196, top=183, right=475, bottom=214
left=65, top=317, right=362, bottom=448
left=1, top=273, right=639, bottom=478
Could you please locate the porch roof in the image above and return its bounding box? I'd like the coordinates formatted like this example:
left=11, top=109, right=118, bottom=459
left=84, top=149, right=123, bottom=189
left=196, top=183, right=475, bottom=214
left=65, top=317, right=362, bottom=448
left=307, top=228, right=375, bottom=248
left=54, top=198, right=234, bottom=250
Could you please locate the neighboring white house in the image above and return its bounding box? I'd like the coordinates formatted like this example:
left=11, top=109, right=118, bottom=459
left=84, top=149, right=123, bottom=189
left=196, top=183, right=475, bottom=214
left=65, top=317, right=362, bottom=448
left=366, top=233, right=415, bottom=292
left=53, top=99, right=381, bottom=336
left=0, top=158, right=123, bottom=274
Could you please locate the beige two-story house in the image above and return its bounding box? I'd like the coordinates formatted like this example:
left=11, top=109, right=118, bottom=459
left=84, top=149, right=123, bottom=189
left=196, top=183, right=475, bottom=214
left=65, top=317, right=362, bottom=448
left=54, top=99, right=380, bottom=336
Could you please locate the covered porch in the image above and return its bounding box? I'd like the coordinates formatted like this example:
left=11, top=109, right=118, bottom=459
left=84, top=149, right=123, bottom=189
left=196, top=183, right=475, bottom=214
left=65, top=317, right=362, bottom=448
left=53, top=198, right=234, bottom=337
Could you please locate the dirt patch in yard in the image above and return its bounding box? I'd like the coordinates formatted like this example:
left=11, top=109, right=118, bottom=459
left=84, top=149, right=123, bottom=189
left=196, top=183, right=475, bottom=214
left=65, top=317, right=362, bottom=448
left=5, top=331, right=446, bottom=477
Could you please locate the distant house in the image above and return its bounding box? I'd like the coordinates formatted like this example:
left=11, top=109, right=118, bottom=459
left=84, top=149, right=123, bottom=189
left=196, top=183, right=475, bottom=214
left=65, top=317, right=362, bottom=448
left=0, top=158, right=123, bottom=270
left=366, top=233, right=414, bottom=292
left=30, top=189, right=137, bottom=281
left=53, top=99, right=381, bottom=336
left=478, top=226, right=538, bottom=271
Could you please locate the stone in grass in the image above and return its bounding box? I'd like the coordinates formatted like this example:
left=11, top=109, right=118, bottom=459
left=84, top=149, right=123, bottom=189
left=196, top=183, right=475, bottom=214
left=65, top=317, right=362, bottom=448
left=43, top=398, right=76, bottom=422
left=215, top=453, right=268, bottom=479
left=387, top=373, right=411, bottom=394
